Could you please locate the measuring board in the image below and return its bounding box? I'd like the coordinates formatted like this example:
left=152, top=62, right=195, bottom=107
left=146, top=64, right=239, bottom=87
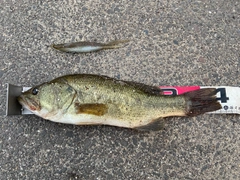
left=160, top=86, right=240, bottom=114
left=6, top=84, right=240, bottom=115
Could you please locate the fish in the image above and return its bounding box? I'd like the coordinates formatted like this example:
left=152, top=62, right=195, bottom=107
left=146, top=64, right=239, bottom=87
left=50, top=39, right=130, bottom=53
left=17, top=74, right=222, bottom=131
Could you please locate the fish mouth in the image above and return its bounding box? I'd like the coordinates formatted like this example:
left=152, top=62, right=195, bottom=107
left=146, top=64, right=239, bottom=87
left=17, top=95, right=40, bottom=112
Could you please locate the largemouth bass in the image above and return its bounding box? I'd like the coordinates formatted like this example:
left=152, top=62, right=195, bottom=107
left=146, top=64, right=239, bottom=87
left=18, top=74, right=221, bottom=131
left=51, top=40, right=129, bottom=53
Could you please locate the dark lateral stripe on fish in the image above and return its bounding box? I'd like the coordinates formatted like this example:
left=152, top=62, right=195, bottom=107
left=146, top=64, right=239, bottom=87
left=183, top=88, right=221, bottom=116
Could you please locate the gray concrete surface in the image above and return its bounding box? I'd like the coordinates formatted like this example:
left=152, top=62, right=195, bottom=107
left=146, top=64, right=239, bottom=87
left=0, top=0, right=240, bottom=179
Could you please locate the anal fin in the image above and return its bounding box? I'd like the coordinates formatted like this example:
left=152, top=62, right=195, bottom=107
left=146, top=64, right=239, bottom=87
left=135, top=118, right=165, bottom=131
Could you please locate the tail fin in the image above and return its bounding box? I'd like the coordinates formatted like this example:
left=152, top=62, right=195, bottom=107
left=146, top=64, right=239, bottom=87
left=102, top=39, right=130, bottom=49
left=184, top=88, right=222, bottom=116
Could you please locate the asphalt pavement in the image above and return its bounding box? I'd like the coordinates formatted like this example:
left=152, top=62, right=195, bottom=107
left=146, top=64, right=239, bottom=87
left=0, top=0, right=240, bottom=179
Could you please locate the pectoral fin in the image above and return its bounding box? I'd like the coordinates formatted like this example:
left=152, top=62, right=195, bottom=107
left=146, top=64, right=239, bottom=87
left=135, top=118, right=165, bottom=131
left=75, top=103, right=108, bottom=116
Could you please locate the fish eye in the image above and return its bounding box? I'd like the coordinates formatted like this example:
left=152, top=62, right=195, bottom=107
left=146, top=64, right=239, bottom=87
left=32, top=88, right=39, bottom=95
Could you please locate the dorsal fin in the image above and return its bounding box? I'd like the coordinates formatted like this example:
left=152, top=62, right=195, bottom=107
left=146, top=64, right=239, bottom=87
left=122, top=80, right=163, bottom=96
left=96, top=74, right=163, bottom=96
left=56, top=74, right=163, bottom=96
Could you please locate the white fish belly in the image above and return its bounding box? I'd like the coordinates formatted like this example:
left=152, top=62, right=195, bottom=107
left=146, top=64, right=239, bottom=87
left=50, top=113, right=134, bottom=128
left=65, top=46, right=102, bottom=52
